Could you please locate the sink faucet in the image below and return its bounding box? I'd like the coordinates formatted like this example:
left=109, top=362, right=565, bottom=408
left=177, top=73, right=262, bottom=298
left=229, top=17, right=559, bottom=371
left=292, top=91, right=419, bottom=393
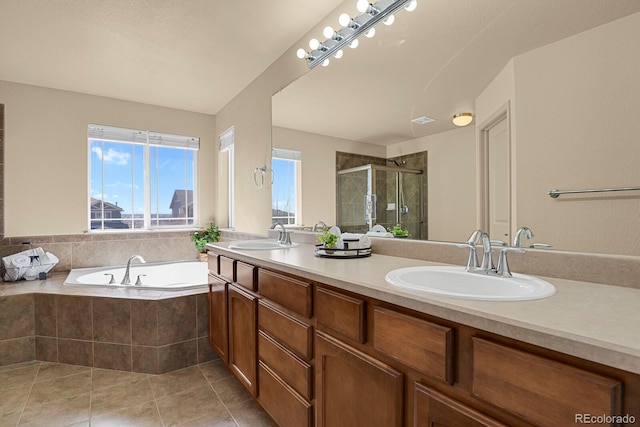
left=312, top=220, right=328, bottom=232
left=479, top=231, right=495, bottom=272
left=272, top=222, right=292, bottom=245
left=514, top=226, right=534, bottom=247
left=456, top=230, right=482, bottom=271
left=121, top=255, right=146, bottom=285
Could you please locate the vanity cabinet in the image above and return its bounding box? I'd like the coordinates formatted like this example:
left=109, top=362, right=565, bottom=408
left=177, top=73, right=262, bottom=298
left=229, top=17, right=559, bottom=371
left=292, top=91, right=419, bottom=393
left=227, top=283, right=258, bottom=396
left=207, top=252, right=639, bottom=427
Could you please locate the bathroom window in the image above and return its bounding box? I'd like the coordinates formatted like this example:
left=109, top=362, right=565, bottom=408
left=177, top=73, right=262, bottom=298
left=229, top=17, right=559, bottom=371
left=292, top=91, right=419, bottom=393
left=88, top=124, right=199, bottom=231
left=219, top=126, right=235, bottom=229
left=271, top=148, right=301, bottom=225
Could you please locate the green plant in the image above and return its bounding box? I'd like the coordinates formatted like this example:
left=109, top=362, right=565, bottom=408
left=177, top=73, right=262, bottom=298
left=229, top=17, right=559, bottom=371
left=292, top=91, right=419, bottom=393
left=191, top=224, right=220, bottom=253
left=317, top=230, right=339, bottom=248
left=388, top=224, right=409, bottom=237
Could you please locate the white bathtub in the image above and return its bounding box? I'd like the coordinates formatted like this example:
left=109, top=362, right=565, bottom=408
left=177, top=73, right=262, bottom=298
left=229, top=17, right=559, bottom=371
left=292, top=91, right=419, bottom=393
left=64, top=260, right=208, bottom=291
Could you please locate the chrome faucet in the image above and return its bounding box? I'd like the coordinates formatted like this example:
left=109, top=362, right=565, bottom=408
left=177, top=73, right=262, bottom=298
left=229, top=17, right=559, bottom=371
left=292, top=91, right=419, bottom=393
left=456, top=230, right=482, bottom=271
left=272, top=222, right=292, bottom=245
left=458, top=230, right=526, bottom=277
left=514, top=226, right=534, bottom=248
left=121, top=255, right=146, bottom=285
left=312, top=220, right=328, bottom=232
left=479, top=231, right=495, bottom=272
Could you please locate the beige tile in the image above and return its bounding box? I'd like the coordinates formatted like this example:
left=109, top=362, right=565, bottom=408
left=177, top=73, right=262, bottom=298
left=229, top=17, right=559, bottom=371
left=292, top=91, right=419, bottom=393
left=0, top=363, right=39, bottom=390
left=0, top=409, right=23, bottom=427
left=34, top=362, right=91, bottom=383
left=199, top=359, right=233, bottom=384
left=155, top=385, right=226, bottom=427
left=0, top=360, right=40, bottom=373
left=19, top=392, right=91, bottom=427
left=90, top=401, right=162, bottom=427
left=90, top=375, right=154, bottom=417
left=0, top=384, right=30, bottom=425
left=178, top=411, right=237, bottom=427
left=149, top=365, right=209, bottom=399
left=211, top=376, right=252, bottom=407
left=92, top=367, right=148, bottom=390
left=27, top=371, right=92, bottom=406
left=227, top=398, right=276, bottom=427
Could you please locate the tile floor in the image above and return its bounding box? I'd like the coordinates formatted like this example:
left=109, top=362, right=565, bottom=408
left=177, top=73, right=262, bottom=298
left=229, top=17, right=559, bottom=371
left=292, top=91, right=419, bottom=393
left=0, top=358, right=276, bottom=427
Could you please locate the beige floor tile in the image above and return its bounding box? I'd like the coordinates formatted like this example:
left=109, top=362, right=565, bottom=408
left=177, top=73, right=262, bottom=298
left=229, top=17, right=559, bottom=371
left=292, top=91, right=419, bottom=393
left=90, top=376, right=155, bottom=417
left=0, top=384, right=31, bottom=413
left=0, top=360, right=41, bottom=373
left=227, top=399, right=276, bottom=427
left=155, top=385, right=226, bottom=427
left=18, top=392, right=91, bottom=427
left=92, top=367, right=149, bottom=390
left=199, top=359, right=233, bottom=384
left=34, top=362, right=91, bottom=383
left=211, top=376, right=252, bottom=407
left=178, top=411, right=238, bottom=427
left=26, top=371, right=92, bottom=406
left=90, top=401, right=162, bottom=427
left=149, top=365, right=209, bottom=399
left=0, top=364, right=39, bottom=390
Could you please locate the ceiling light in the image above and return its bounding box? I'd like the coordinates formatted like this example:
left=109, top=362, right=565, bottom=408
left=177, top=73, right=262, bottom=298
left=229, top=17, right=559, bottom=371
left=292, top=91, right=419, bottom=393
left=452, top=113, right=473, bottom=127
left=411, top=116, right=435, bottom=125
left=297, top=0, right=418, bottom=69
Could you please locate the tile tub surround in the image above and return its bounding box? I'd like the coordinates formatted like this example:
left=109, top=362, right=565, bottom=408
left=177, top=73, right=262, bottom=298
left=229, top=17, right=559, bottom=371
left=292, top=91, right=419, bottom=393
left=0, top=278, right=214, bottom=373
left=0, top=360, right=275, bottom=426
left=0, top=230, right=198, bottom=273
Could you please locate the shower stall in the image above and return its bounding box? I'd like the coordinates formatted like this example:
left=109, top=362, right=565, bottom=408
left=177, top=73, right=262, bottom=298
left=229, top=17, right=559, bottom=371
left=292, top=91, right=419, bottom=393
left=337, top=164, right=424, bottom=239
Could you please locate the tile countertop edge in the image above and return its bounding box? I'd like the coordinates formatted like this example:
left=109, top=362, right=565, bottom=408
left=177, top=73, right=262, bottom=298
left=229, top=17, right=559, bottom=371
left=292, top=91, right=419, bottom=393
left=208, top=242, right=640, bottom=375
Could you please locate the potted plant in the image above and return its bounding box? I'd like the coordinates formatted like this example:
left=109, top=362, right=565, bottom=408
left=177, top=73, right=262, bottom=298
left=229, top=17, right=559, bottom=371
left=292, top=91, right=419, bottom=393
left=388, top=224, right=409, bottom=238
left=191, top=224, right=220, bottom=261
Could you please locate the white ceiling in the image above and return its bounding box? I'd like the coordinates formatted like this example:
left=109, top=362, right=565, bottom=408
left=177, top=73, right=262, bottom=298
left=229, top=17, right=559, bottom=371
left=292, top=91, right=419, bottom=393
left=1, top=0, right=639, bottom=146
left=0, top=0, right=344, bottom=114
left=273, top=0, right=640, bottom=145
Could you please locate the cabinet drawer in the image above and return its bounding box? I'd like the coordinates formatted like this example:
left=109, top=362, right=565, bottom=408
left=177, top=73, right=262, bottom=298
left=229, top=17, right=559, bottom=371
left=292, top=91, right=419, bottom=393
left=316, top=286, right=365, bottom=343
left=219, top=256, right=235, bottom=283
left=472, top=338, right=622, bottom=427
left=236, top=261, right=257, bottom=291
left=207, top=253, right=219, bottom=275
left=258, top=269, right=312, bottom=318
left=414, top=382, right=507, bottom=427
left=373, top=307, right=453, bottom=384
left=259, top=331, right=312, bottom=400
left=259, top=300, right=313, bottom=360
left=258, top=362, right=313, bottom=427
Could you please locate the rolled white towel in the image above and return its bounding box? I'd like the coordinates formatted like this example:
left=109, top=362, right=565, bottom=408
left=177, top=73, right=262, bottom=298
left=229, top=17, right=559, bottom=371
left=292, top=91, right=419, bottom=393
left=340, top=233, right=371, bottom=249
left=12, top=255, right=31, bottom=268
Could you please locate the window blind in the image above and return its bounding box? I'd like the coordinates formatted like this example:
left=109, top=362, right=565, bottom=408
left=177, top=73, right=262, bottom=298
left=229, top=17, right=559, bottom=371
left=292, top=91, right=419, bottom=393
left=219, top=126, right=235, bottom=152
left=88, top=124, right=199, bottom=150
left=272, top=147, right=302, bottom=161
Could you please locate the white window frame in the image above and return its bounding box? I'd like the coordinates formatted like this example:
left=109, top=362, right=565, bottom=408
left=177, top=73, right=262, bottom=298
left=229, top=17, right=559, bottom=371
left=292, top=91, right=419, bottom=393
left=88, top=124, right=199, bottom=231
left=219, top=126, right=235, bottom=229
left=271, top=148, right=302, bottom=225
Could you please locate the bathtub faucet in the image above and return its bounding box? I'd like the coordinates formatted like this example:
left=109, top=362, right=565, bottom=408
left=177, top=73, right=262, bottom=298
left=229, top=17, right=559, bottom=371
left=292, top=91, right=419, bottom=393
left=121, top=255, right=146, bottom=285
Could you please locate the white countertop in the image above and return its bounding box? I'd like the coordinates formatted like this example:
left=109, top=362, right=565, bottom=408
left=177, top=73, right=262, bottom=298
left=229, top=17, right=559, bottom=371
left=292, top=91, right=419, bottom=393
left=209, top=241, right=640, bottom=375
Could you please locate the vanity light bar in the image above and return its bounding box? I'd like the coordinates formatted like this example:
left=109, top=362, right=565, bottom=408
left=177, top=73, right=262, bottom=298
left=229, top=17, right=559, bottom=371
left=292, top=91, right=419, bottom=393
left=299, top=0, right=417, bottom=69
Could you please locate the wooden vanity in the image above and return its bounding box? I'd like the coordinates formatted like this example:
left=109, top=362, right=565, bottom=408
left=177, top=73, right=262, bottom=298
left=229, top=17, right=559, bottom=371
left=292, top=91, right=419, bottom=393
left=207, top=248, right=640, bottom=427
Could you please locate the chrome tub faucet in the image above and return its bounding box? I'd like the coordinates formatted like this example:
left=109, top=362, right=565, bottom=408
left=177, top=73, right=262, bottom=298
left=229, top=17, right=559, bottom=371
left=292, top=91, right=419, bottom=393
left=121, top=255, right=146, bottom=285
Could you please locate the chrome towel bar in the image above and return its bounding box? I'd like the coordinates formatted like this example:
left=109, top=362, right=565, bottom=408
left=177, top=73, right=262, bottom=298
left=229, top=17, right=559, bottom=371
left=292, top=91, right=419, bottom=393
left=548, top=186, right=640, bottom=198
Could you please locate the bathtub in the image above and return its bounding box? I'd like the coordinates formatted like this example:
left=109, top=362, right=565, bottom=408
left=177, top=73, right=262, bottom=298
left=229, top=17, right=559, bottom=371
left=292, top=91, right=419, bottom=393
left=64, top=260, right=208, bottom=291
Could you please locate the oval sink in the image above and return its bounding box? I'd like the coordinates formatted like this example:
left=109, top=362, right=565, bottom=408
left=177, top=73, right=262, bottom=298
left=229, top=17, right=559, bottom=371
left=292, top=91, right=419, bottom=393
left=385, top=266, right=555, bottom=301
left=228, top=240, right=299, bottom=250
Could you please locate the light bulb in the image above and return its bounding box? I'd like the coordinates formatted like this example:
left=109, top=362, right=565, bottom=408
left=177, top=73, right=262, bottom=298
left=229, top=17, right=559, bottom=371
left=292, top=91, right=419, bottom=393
left=296, top=48, right=306, bottom=59
left=339, top=13, right=351, bottom=27
left=383, top=15, right=395, bottom=26
left=309, top=38, right=320, bottom=50
left=322, top=59, right=330, bottom=67
left=323, top=26, right=335, bottom=39
left=365, top=28, right=375, bottom=38
left=405, top=0, right=417, bottom=12
left=334, top=49, right=343, bottom=59
left=349, top=39, right=359, bottom=49
left=356, top=0, right=370, bottom=13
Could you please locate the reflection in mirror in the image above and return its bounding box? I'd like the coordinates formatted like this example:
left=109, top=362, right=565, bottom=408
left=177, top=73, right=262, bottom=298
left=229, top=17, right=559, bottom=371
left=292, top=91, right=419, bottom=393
left=272, top=3, right=640, bottom=256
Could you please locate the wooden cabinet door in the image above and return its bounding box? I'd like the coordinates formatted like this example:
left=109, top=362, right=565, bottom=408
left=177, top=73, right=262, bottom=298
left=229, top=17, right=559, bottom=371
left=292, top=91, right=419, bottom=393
left=414, top=383, right=507, bottom=427
left=228, top=283, right=258, bottom=396
left=316, top=331, right=403, bottom=427
left=208, top=275, right=228, bottom=364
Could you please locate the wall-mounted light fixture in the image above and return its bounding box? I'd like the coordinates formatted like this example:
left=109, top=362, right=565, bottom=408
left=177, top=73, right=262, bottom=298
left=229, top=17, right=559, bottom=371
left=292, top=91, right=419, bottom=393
left=452, top=112, right=473, bottom=127
left=297, top=0, right=418, bottom=69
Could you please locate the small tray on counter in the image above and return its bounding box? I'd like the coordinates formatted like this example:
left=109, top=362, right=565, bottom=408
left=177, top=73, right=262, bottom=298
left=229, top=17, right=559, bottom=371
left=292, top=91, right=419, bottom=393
left=314, top=245, right=372, bottom=258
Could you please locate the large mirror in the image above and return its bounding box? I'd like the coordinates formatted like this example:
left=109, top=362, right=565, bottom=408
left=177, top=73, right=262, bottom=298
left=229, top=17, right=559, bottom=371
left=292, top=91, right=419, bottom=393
left=271, top=1, right=640, bottom=256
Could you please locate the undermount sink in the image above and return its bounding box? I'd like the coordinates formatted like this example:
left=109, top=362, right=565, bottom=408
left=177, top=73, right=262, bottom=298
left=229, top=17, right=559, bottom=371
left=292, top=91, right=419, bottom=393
left=385, top=266, right=555, bottom=301
left=228, top=240, right=299, bottom=250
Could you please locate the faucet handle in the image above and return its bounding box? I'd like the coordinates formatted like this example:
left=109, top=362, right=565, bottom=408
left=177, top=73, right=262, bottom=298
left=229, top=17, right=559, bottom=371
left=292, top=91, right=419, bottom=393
left=496, top=247, right=526, bottom=277
left=456, top=243, right=479, bottom=271
left=134, top=274, right=146, bottom=286
left=104, top=273, right=116, bottom=284
left=529, top=243, right=553, bottom=249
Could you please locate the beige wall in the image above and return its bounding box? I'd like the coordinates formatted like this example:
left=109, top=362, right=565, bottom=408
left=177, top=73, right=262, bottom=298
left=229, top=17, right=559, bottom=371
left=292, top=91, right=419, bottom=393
left=0, top=80, right=216, bottom=237
left=272, top=126, right=386, bottom=227
left=511, top=12, right=640, bottom=255
left=387, top=126, right=476, bottom=243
